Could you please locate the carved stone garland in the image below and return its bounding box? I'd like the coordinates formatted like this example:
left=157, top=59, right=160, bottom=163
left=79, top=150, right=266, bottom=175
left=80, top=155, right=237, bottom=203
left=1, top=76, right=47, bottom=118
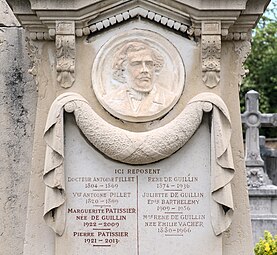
left=43, top=92, right=235, bottom=238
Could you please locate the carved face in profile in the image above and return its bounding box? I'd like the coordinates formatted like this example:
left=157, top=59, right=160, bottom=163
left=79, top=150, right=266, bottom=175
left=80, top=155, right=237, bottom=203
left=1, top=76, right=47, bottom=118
left=126, top=49, right=155, bottom=93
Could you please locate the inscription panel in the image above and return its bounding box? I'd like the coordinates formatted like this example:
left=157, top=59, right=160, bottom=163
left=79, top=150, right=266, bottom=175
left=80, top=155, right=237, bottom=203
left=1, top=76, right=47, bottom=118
left=56, top=114, right=221, bottom=254
left=249, top=197, right=272, bottom=214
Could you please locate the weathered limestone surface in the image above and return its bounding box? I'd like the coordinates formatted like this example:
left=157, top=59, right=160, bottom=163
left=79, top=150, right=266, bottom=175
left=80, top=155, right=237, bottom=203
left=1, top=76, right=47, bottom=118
left=249, top=187, right=277, bottom=244
left=23, top=21, right=253, bottom=255
left=0, top=0, right=20, bottom=26
left=0, top=1, right=37, bottom=254
left=1, top=0, right=271, bottom=254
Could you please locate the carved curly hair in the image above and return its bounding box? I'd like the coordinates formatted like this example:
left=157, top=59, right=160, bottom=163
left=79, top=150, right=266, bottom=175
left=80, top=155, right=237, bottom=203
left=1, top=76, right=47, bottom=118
left=112, top=41, right=164, bottom=83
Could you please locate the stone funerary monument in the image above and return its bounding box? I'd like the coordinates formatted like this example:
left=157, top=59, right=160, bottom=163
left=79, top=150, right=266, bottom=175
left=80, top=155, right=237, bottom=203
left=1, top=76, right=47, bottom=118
left=6, top=0, right=270, bottom=254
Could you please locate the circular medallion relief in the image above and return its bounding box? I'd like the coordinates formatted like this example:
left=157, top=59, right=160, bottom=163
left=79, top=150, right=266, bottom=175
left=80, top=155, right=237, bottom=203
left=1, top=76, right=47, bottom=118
left=92, top=29, right=185, bottom=122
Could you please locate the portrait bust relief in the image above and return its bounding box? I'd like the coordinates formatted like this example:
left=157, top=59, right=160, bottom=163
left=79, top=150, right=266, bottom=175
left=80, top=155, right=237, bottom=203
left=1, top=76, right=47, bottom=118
left=92, top=30, right=185, bottom=122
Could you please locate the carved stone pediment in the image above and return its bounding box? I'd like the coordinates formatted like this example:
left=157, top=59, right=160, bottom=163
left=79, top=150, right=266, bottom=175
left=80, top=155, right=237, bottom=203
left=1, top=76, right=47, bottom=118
left=7, top=0, right=269, bottom=90
left=7, top=0, right=270, bottom=38
left=5, top=1, right=269, bottom=254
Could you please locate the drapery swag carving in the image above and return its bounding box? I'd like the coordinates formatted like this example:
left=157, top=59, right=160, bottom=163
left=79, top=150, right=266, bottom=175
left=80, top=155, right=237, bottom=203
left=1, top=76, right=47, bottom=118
left=43, top=92, right=234, bottom=237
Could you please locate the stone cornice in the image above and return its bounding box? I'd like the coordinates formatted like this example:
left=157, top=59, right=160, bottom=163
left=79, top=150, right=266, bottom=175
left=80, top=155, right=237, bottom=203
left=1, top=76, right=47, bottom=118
left=7, top=0, right=270, bottom=40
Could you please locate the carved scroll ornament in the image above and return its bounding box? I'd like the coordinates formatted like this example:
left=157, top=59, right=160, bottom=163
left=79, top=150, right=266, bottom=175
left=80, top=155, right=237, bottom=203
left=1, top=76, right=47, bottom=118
left=56, top=21, right=76, bottom=88
left=202, top=35, right=221, bottom=88
left=201, top=22, right=221, bottom=88
left=43, top=92, right=234, bottom=237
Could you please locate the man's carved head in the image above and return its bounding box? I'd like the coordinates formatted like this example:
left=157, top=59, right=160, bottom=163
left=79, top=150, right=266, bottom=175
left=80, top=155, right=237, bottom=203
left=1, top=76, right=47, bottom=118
left=113, top=41, right=164, bottom=93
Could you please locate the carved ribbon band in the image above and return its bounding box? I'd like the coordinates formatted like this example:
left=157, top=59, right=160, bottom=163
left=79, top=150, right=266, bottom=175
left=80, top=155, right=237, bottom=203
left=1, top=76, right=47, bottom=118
left=43, top=92, right=234, bottom=237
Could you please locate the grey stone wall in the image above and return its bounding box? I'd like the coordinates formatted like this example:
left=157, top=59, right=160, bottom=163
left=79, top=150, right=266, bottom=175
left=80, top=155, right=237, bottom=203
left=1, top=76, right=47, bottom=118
left=0, top=1, right=37, bottom=254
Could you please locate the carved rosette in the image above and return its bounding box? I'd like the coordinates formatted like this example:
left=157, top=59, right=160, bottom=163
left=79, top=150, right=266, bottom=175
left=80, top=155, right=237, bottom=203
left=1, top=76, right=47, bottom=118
left=201, top=22, right=221, bottom=88
left=247, top=167, right=264, bottom=188
left=56, top=21, right=76, bottom=88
